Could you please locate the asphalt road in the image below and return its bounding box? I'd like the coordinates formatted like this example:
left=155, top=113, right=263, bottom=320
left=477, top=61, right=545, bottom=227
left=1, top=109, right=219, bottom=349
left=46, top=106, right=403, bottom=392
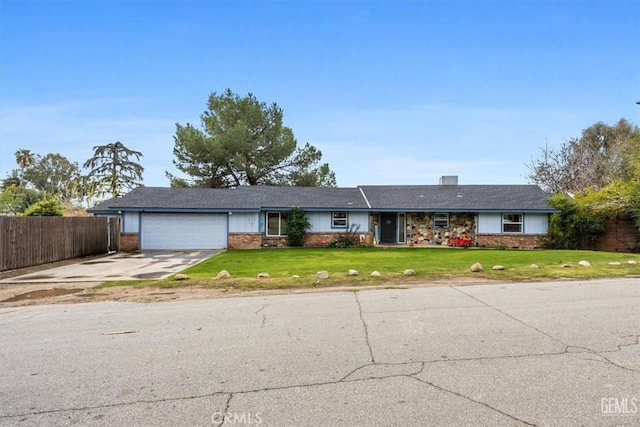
left=1, top=278, right=639, bottom=426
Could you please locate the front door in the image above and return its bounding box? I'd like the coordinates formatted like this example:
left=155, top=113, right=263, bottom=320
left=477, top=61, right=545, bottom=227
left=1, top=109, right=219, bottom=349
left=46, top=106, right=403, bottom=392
left=380, top=213, right=397, bottom=243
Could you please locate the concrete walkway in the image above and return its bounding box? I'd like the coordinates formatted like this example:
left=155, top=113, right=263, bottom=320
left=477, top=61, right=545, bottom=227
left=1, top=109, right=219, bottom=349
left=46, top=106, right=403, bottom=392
left=0, top=278, right=638, bottom=426
left=0, top=250, right=219, bottom=283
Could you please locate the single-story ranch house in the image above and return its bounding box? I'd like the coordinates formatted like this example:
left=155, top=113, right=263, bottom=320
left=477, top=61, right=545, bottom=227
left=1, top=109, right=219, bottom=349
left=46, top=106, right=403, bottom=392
left=88, top=176, right=558, bottom=251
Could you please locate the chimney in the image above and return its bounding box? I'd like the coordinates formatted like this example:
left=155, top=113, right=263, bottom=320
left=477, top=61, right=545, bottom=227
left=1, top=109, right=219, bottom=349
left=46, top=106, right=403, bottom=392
left=439, top=175, right=458, bottom=185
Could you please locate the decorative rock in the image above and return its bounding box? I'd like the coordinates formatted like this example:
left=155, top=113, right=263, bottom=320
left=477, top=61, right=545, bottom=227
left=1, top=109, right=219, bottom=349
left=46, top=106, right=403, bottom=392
left=492, top=265, right=505, bottom=271
left=348, top=269, right=359, bottom=276
left=470, top=263, right=483, bottom=272
left=628, top=260, right=638, bottom=265
left=175, top=273, right=190, bottom=280
left=403, top=269, right=416, bottom=276
left=560, top=264, right=572, bottom=268
left=216, top=270, right=231, bottom=279
left=316, top=270, right=329, bottom=279
left=578, top=260, right=591, bottom=267
left=291, top=274, right=300, bottom=278
left=530, top=264, right=539, bottom=269
left=370, top=271, right=381, bottom=277
left=608, top=262, right=621, bottom=266
left=257, top=272, right=270, bottom=279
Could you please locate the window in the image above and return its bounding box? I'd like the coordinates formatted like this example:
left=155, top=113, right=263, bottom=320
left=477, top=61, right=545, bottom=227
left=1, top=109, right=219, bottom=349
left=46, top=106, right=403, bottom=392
left=398, top=213, right=406, bottom=243
left=434, top=213, right=449, bottom=228
left=332, top=212, right=348, bottom=228
left=503, top=213, right=523, bottom=233
left=267, top=212, right=289, bottom=236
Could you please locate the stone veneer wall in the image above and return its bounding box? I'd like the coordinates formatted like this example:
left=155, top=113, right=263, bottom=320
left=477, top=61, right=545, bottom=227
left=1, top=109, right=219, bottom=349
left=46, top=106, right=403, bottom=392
left=407, top=213, right=476, bottom=245
left=120, top=233, right=139, bottom=252
left=477, top=234, right=543, bottom=249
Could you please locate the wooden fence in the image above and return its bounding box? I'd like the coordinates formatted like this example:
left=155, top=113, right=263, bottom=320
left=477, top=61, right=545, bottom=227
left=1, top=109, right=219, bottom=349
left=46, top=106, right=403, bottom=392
left=0, top=216, right=120, bottom=272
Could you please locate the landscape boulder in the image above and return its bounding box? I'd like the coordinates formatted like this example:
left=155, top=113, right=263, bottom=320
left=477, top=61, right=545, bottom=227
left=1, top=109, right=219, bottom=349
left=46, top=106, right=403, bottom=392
left=257, top=272, right=270, bottom=279
left=470, top=263, right=483, bottom=272
left=578, top=260, right=591, bottom=267
left=370, top=271, right=381, bottom=277
left=348, top=269, right=359, bottom=276
left=492, top=265, right=505, bottom=271
left=216, top=270, right=231, bottom=279
left=608, top=262, right=621, bottom=266
left=403, top=269, right=416, bottom=276
left=175, top=273, right=190, bottom=280
left=530, top=264, right=539, bottom=269
left=316, top=271, right=329, bottom=279
left=629, top=260, right=638, bottom=265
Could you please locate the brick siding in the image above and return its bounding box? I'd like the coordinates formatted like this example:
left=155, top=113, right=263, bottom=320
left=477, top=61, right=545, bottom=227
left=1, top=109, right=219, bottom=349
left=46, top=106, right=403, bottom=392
left=477, top=234, right=543, bottom=249
left=590, top=220, right=639, bottom=252
left=120, top=233, right=139, bottom=251
left=229, top=232, right=375, bottom=249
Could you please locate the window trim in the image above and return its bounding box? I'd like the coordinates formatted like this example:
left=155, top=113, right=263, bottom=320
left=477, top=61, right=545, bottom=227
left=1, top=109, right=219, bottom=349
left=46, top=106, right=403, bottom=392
left=433, top=212, right=450, bottom=228
left=502, top=213, right=523, bottom=233
left=266, top=211, right=288, bottom=237
left=331, top=211, right=348, bottom=228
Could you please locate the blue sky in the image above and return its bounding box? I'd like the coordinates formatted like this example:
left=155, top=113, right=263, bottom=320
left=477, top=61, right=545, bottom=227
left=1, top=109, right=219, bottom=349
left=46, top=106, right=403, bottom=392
left=1, top=0, right=639, bottom=189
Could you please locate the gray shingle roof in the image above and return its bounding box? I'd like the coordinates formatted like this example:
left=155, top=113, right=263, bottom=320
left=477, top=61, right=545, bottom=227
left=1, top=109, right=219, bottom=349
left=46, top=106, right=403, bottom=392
left=88, top=186, right=369, bottom=212
left=88, top=184, right=556, bottom=213
left=359, top=185, right=555, bottom=211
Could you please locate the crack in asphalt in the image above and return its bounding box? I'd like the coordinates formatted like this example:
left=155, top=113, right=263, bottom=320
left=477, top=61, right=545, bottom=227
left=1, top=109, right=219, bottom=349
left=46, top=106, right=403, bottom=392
left=354, top=292, right=375, bottom=363
left=339, top=361, right=424, bottom=382
left=451, top=286, right=639, bottom=372
left=2, top=349, right=626, bottom=422
left=452, top=286, right=569, bottom=347
left=0, top=391, right=228, bottom=420
left=408, top=376, right=537, bottom=426
left=217, top=393, right=234, bottom=427
left=254, top=305, right=267, bottom=329
left=4, top=288, right=636, bottom=423
left=598, top=334, right=640, bottom=353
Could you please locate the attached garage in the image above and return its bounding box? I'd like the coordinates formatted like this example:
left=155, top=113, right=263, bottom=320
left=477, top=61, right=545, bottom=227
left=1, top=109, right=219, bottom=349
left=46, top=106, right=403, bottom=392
left=140, top=213, right=228, bottom=250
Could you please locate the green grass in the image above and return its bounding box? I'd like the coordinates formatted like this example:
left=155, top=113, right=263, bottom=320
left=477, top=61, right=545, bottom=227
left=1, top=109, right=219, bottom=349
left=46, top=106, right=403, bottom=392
left=96, top=247, right=640, bottom=290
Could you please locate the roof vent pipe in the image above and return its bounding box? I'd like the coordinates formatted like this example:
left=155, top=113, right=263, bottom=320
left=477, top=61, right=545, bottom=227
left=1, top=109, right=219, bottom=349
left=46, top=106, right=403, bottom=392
left=439, top=175, right=459, bottom=185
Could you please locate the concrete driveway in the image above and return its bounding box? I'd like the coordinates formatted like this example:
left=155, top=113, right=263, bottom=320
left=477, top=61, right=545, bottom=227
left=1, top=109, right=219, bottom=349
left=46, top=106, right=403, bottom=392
left=0, top=278, right=638, bottom=426
left=0, top=250, right=219, bottom=283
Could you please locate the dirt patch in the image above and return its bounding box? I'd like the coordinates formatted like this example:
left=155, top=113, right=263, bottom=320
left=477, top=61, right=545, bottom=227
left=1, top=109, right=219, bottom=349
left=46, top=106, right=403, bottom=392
left=1, top=288, right=84, bottom=302
left=0, top=277, right=499, bottom=308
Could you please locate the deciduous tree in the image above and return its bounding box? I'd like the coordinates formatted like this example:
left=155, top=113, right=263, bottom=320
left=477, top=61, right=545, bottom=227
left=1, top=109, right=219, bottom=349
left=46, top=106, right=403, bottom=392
left=527, top=119, right=639, bottom=194
left=22, top=153, right=81, bottom=198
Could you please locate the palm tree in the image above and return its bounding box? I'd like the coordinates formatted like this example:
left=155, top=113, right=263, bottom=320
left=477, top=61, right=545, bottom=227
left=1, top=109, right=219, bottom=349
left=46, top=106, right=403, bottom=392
left=14, top=149, right=35, bottom=185
left=83, top=141, right=144, bottom=198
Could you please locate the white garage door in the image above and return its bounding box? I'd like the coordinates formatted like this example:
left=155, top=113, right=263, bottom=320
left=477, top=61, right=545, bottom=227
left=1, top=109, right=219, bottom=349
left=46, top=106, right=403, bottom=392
left=141, top=213, right=227, bottom=249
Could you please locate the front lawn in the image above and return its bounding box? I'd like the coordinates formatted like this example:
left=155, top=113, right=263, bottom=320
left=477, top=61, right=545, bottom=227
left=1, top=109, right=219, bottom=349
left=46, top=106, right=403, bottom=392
left=97, top=247, right=640, bottom=290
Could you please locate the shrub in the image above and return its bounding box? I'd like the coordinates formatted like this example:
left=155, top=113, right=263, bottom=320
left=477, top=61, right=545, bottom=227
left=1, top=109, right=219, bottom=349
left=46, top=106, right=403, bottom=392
left=327, top=224, right=362, bottom=248
left=285, top=207, right=310, bottom=246
left=22, top=198, right=64, bottom=217
left=544, top=193, right=605, bottom=249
